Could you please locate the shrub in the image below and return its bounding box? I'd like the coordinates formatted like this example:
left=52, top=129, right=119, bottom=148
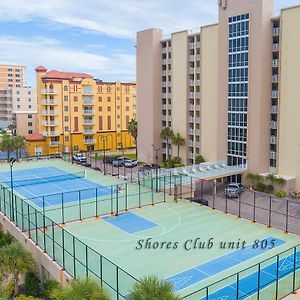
left=172, top=156, right=182, bottom=164
left=25, top=272, right=40, bottom=297
left=40, top=279, right=59, bottom=299
left=0, top=230, right=13, bottom=248
left=256, top=182, right=266, bottom=192
left=244, top=184, right=251, bottom=190
left=276, top=190, right=286, bottom=198
left=5, top=280, right=14, bottom=298
left=195, top=155, right=205, bottom=164
left=265, top=184, right=274, bottom=194
left=15, top=295, right=40, bottom=300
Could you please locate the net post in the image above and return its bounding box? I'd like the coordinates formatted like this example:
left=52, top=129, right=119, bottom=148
left=85, top=244, right=88, bottom=277
left=110, top=186, right=114, bottom=215
left=61, top=193, right=65, bottom=225
left=236, top=272, right=239, bottom=299
left=35, top=209, right=38, bottom=245
left=257, top=263, right=261, bottom=300
left=125, top=183, right=128, bottom=211
left=27, top=204, right=31, bottom=239
left=285, top=199, right=289, bottom=233
left=151, top=178, right=154, bottom=206
left=116, top=266, right=119, bottom=300
left=21, top=197, right=24, bottom=231
left=138, top=182, right=141, bottom=208
left=99, top=255, right=103, bottom=286
left=95, top=188, right=98, bottom=217
left=163, top=177, right=166, bottom=202
left=115, top=185, right=119, bottom=216
left=238, top=193, right=241, bottom=218
left=79, top=190, right=82, bottom=221
left=293, top=246, right=297, bottom=291
left=275, top=254, right=279, bottom=299
left=268, top=196, right=272, bottom=228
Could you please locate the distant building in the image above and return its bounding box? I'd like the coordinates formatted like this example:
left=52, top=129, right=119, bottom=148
left=27, top=66, right=136, bottom=156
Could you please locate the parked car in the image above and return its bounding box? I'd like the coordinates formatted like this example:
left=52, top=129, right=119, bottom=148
left=72, top=153, right=87, bottom=163
left=112, top=157, right=127, bottom=167
left=139, top=164, right=152, bottom=172
left=103, top=156, right=114, bottom=164
left=224, top=183, right=244, bottom=198
left=124, top=160, right=138, bottom=168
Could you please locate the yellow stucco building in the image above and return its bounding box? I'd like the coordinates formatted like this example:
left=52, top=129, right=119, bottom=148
left=26, top=66, right=136, bottom=156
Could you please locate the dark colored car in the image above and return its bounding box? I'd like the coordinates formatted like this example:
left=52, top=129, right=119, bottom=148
left=103, top=156, right=114, bottom=164
left=224, top=183, right=244, bottom=198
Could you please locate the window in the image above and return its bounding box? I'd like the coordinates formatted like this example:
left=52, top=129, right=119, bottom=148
left=98, top=97, right=102, bottom=102
left=64, top=126, right=69, bottom=132
left=107, top=107, right=111, bottom=112
left=106, top=86, right=111, bottom=93
left=28, top=98, right=31, bottom=102
left=117, top=106, right=120, bottom=110
left=28, top=122, right=32, bottom=126
left=8, top=79, right=13, bottom=82
left=16, top=84, right=20, bottom=87
left=98, top=86, right=103, bottom=93
left=64, top=96, right=68, bottom=101
left=28, top=130, right=33, bottom=134
left=28, top=114, right=32, bottom=119
left=65, top=136, right=69, bottom=142
left=8, top=68, right=12, bottom=72
left=126, top=97, right=129, bottom=102
left=17, top=98, right=20, bottom=102
left=28, top=91, right=31, bottom=95
left=117, top=115, right=120, bottom=119
left=28, top=105, right=31, bottom=109
left=125, top=87, right=130, bottom=93
left=107, top=116, right=111, bottom=130
left=107, top=97, right=111, bottom=102
left=64, top=106, right=69, bottom=112
left=99, top=116, right=103, bottom=131
left=64, top=86, right=68, bottom=91
left=116, top=87, right=120, bottom=91
left=74, top=107, right=78, bottom=112
left=116, top=96, right=120, bottom=101
left=99, top=106, right=102, bottom=111
left=126, top=106, right=129, bottom=111
left=17, top=105, right=20, bottom=108
left=74, top=96, right=78, bottom=102
left=64, top=116, right=69, bottom=122
left=73, top=146, right=79, bottom=151
left=8, top=74, right=12, bottom=77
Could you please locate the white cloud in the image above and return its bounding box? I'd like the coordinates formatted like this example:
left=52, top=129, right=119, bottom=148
left=0, top=35, right=135, bottom=84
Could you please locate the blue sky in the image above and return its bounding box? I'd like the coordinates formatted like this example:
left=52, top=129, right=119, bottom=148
left=0, top=0, right=299, bottom=87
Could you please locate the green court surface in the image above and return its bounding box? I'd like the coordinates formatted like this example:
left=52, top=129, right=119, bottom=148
left=0, top=159, right=300, bottom=299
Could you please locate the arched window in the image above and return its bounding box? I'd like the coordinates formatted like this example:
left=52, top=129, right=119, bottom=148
left=64, top=85, right=68, bottom=92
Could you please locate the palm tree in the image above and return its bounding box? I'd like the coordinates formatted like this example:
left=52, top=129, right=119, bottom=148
left=266, top=173, right=276, bottom=184
left=50, top=278, right=111, bottom=300
left=0, top=243, right=35, bottom=296
left=13, top=136, right=24, bottom=161
left=129, top=276, right=181, bottom=300
left=0, top=133, right=14, bottom=162
left=128, top=118, right=138, bottom=158
left=172, top=133, right=185, bottom=158
left=160, top=127, right=174, bottom=161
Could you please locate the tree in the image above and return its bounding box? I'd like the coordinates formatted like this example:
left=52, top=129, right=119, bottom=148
left=172, top=133, right=185, bottom=158
left=266, top=173, right=276, bottom=184
left=0, top=243, right=35, bottom=296
left=0, top=134, right=14, bottom=162
left=160, top=127, right=174, bottom=161
left=129, top=276, right=181, bottom=300
left=50, top=278, right=111, bottom=300
left=128, top=118, right=138, bottom=158
left=195, top=155, right=205, bottom=164
left=13, top=136, right=24, bottom=161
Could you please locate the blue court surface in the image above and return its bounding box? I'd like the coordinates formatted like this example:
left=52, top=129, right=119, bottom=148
left=102, top=212, right=158, bottom=234
left=0, top=167, right=111, bottom=208
left=203, top=251, right=300, bottom=300
left=166, top=237, right=285, bottom=292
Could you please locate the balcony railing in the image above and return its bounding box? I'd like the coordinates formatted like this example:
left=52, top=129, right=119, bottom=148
left=41, top=99, right=57, bottom=105
left=162, top=93, right=167, bottom=98
left=270, top=136, right=277, bottom=144
left=41, top=89, right=58, bottom=94
left=189, top=55, right=195, bottom=61
left=189, top=68, right=195, bottom=74
left=188, top=153, right=194, bottom=159
left=195, top=129, right=200, bottom=135
left=189, top=42, right=195, bottom=49
left=189, top=92, right=195, bottom=98
left=271, top=105, right=278, bottom=114
left=272, top=59, right=279, bottom=67
left=189, top=105, right=195, bottom=111
left=195, top=141, right=200, bottom=148
left=189, top=80, right=195, bottom=86
left=195, top=92, right=200, bottom=99
left=83, top=119, right=94, bottom=124
left=83, top=110, right=94, bottom=115
left=270, top=151, right=277, bottom=159
left=273, top=27, right=280, bottom=36
left=196, top=42, right=201, bottom=48
left=272, top=90, right=278, bottom=98
left=49, top=141, right=60, bottom=147
left=189, top=128, right=194, bottom=135
left=43, top=131, right=59, bottom=137
left=42, top=110, right=58, bottom=116
left=270, top=121, right=277, bottom=129
left=84, top=139, right=96, bottom=144
left=42, top=120, right=58, bottom=126
left=189, top=140, right=194, bottom=147
left=272, top=43, right=279, bottom=52
left=272, top=75, right=278, bottom=82
left=83, top=129, right=96, bottom=134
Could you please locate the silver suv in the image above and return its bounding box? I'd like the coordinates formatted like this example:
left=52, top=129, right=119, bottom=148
left=224, top=183, right=244, bottom=198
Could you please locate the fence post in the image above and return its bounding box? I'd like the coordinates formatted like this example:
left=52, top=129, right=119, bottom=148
left=21, top=198, right=24, bottom=231
left=163, top=177, right=166, bottom=202
left=61, top=193, right=65, bottom=224
left=257, top=263, right=261, bottom=300
left=43, top=196, right=46, bottom=253
left=125, top=183, right=128, bottom=211
left=268, top=196, right=272, bottom=228
left=85, top=245, right=89, bottom=277
left=27, top=205, right=31, bottom=239
left=52, top=221, right=55, bottom=261
left=236, top=273, right=239, bottom=299
left=285, top=200, right=289, bottom=233
left=238, top=193, right=241, bottom=218
left=206, top=287, right=209, bottom=300
left=180, top=174, right=182, bottom=198
left=275, top=254, right=279, bottom=299
left=225, top=194, right=228, bottom=214
left=14, top=195, right=18, bottom=227
left=169, top=171, right=172, bottom=195
left=190, top=177, right=193, bottom=201
left=138, top=183, right=141, bottom=208
left=62, top=229, right=65, bottom=269
left=293, top=247, right=297, bottom=291
left=253, top=192, right=256, bottom=223
left=151, top=179, right=154, bottom=206
left=111, top=186, right=114, bottom=215
left=99, top=255, right=103, bottom=286
left=95, top=188, right=98, bottom=217
left=72, top=236, right=76, bottom=277
left=116, top=266, right=119, bottom=300
left=116, top=185, right=119, bottom=216
left=35, top=209, right=38, bottom=245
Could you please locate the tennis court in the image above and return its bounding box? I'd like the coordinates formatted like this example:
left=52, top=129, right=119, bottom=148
left=0, top=159, right=300, bottom=299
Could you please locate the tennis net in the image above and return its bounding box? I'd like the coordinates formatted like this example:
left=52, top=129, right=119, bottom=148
left=2, top=170, right=86, bottom=187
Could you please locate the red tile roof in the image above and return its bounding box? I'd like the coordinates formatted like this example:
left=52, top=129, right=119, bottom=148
left=35, top=66, right=47, bottom=72
left=42, top=70, right=92, bottom=80
left=25, top=133, right=46, bottom=142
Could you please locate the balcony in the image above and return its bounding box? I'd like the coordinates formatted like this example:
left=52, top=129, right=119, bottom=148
left=162, top=82, right=167, bottom=88
left=195, top=105, right=200, bottom=111
left=41, top=99, right=57, bottom=105
left=196, top=42, right=201, bottom=48
left=41, top=89, right=58, bottom=94
left=195, top=80, right=200, bottom=86
left=43, top=131, right=59, bottom=137
left=189, top=117, right=194, bottom=123
left=49, top=141, right=60, bottom=147
left=270, top=121, right=277, bottom=129
left=84, top=139, right=95, bottom=144
left=270, top=151, right=277, bottom=159
left=189, top=68, right=195, bottom=74
left=189, top=128, right=194, bottom=135
left=82, top=87, right=93, bottom=95
left=195, top=141, right=200, bottom=148
left=83, top=110, right=94, bottom=115
left=162, top=104, right=167, bottom=110
left=189, top=105, right=195, bottom=111
left=273, top=27, right=279, bottom=36
left=83, top=100, right=94, bottom=105
left=42, top=120, right=58, bottom=126
left=162, top=115, right=171, bottom=122
left=270, top=136, right=277, bottom=144
left=189, top=55, right=195, bottom=61
left=195, top=117, right=200, bottom=123
left=42, top=110, right=58, bottom=116
left=272, top=75, right=278, bottom=83
left=189, top=80, right=195, bottom=86
left=189, top=42, right=195, bottom=49
left=195, top=92, right=200, bottom=99
left=83, top=119, right=94, bottom=125
left=195, top=129, right=200, bottom=135
left=196, top=54, right=200, bottom=61
left=271, top=90, right=278, bottom=98
left=189, top=92, right=195, bottom=98
left=272, top=59, right=279, bottom=67
left=271, top=105, right=277, bottom=114
left=272, top=43, right=279, bottom=52
left=189, top=153, right=194, bottom=159
left=189, top=140, right=194, bottom=147
left=162, top=70, right=167, bottom=76
left=162, top=93, right=167, bottom=99
left=83, top=128, right=96, bottom=134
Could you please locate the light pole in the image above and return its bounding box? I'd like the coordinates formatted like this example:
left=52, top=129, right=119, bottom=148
left=100, top=135, right=108, bottom=175
left=9, top=158, right=16, bottom=222
left=152, top=144, right=160, bottom=192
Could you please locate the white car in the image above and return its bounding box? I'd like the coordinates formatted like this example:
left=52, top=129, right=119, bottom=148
left=72, top=153, right=87, bottom=163
left=124, top=160, right=138, bottom=168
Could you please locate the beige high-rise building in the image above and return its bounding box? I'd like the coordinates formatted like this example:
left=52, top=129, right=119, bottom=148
left=137, top=0, right=300, bottom=190
left=0, top=64, right=26, bottom=89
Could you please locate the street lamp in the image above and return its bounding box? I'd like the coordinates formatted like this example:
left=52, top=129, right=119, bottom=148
left=9, top=158, right=16, bottom=222
left=100, top=135, right=108, bottom=175
left=152, top=144, right=160, bottom=192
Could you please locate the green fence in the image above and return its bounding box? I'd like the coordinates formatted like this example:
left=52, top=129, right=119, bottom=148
left=0, top=184, right=138, bottom=299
